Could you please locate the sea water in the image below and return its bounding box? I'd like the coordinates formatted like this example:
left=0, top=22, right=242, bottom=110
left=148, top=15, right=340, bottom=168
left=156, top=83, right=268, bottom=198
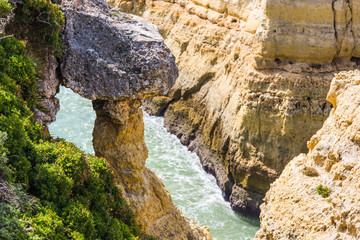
left=48, top=87, right=259, bottom=240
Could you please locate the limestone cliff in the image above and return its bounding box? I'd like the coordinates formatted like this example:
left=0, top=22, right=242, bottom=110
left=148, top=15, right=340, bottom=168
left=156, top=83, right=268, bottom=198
left=58, top=0, right=212, bottom=238
left=254, top=70, right=360, bottom=240
left=255, top=0, right=360, bottom=64
left=109, top=0, right=360, bottom=216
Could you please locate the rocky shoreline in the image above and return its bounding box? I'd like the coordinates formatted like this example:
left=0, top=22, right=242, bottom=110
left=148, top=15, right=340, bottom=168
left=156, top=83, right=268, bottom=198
left=3, top=0, right=360, bottom=238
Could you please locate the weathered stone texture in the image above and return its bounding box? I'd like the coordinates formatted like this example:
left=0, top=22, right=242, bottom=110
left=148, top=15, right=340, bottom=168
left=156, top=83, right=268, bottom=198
left=111, top=0, right=360, bottom=217
left=60, top=0, right=177, bottom=100
left=254, top=70, right=360, bottom=240
left=255, top=0, right=360, bottom=64
left=142, top=96, right=172, bottom=116
left=57, top=0, right=213, bottom=238
left=33, top=48, right=60, bottom=125
left=92, top=100, right=212, bottom=239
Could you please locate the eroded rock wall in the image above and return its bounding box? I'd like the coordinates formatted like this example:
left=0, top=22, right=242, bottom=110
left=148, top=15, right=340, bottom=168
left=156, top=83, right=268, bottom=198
left=32, top=48, right=60, bottom=125
left=92, top=99, right=211, bottom=239
left=109, top=0, right=360, bottom=216
left=255, top=0, right=360, bottom=64
left=56, top=0, right=213, bottom=238
left=254, top=70, right=360, bottom=240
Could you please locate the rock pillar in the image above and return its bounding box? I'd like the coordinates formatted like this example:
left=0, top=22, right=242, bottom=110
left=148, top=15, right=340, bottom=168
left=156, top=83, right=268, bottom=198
left=92, top=99, right=212, bottom=239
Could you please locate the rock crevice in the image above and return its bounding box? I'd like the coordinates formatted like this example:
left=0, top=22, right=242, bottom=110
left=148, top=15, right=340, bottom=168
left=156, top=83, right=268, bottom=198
left=115, top=0, right=360, bottom=217
left=332, top=0, right=356, bottom=62
left=255, top=70, right=360, bottom=240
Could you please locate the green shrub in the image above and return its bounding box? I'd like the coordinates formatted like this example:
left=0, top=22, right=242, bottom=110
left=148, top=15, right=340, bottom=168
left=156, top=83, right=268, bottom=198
left=317, top=184, right=330, bottom=198
left=0, top=37, right=39, bottom=108
left=0, top=202, right=28, bottom=239
left=0, top=3, right=152, bottom=239
left=31, top=140, right=142, bottom=238
left=33, top=163, right=73, bottom=207
left=9, top=0, right=64, bottom=55
left=23, top=207, right=67, bottom=239
left=0, top=131, right=11, bottom=179
left=63, top=201, right=97, bottom=239
left=0, top=89, right=40, bottom=186
left=0, top=0, right=12, bottom=18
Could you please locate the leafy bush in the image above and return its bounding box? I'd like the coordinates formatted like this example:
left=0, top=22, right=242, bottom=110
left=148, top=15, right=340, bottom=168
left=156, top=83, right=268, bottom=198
left=63, top=201, right=97, bottom=239
left=0, top=202, right=28, bottom=239
left=0, top=36, right=39, bottom=108
left=33, top=163, right=73, bottom=207
left=23, top=207, right=67, bottom=239
left=0, top=8, right=151, bottom=239
left=9, top=0, right=65, bottom=55
left=317, top=184, right=330, bottom=198
left=0, top=0, right=12, bottom=18
left=0, top=88, right=41, bottom=186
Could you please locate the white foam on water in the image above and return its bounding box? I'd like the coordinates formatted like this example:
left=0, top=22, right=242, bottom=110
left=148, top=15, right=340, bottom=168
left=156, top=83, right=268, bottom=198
left=144, top=113, right=259, bottom=240
left=49, top=86, right=259, bottom=240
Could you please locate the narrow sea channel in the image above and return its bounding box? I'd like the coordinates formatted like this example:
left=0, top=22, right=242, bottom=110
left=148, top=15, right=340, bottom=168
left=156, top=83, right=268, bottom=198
left=49, top=86, right=260, bottom=240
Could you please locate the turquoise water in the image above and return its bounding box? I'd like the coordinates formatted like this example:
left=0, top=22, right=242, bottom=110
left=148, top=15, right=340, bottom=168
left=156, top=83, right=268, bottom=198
left=49, top=87, right=259, bottom=240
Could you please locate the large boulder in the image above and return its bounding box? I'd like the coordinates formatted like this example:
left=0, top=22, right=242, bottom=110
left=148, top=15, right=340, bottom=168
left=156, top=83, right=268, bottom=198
left=60, top=0, right=178, bottom=100
left=57, top=0, right=212, bottom=238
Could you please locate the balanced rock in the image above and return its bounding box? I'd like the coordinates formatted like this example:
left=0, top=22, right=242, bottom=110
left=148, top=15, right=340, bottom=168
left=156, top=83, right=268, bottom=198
left=60, top=0, right=177, bottom=100
left=58, top=0, right=212, bottom=238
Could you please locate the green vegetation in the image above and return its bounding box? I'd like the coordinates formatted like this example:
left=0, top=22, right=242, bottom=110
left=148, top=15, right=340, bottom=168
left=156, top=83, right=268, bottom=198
left=0, top=37, right=39, bottom=108
left=0, top=1, right=154, bottom=239
left=8, top=0, right=65, bottom=55
left=317, top=184, right=330, bottom=198
left=113, top=11, right=120, bottom=17
left=0, top=0, right=11, bottom=18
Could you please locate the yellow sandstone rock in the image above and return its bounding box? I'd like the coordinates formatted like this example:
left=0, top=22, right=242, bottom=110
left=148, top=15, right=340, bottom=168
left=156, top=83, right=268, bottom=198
left=112, top=0, right=358, bottom=216
left=254, top=70, right=360, bottom=240
left=92, top=99, right=213, bottom=239
left=255, top=0, right=360, bottom=64
left=103, top=0, right=360, bottom=237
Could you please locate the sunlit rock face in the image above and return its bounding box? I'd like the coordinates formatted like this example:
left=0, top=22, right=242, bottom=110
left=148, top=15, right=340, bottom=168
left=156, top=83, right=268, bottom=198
left=55, top=0, right=213, bottom=238
left=112, top=0, right=360, bottom=217
left=255, top=70, right=360, bottom=240
left=92, top=99, right=212, bottom=239
left=255, top=0, right=360, bottom=65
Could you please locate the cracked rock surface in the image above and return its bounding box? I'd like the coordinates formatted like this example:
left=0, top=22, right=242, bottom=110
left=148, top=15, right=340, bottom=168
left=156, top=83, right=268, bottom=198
left=255, top=0, right=360, bottom=64
left=60, top=0, right=177, bottom=100
left=113, top=0, right=359, bottom=217
left=254, top=70, right=360, bottom=240
left=57, top=0, right=213, bottom=238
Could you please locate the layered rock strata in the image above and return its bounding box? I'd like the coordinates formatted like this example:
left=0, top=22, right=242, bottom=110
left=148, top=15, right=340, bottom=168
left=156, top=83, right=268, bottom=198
left=254, top=70, right=360, bottom=240
left=58, top=0, right=212, bottom=238
left=113, top=0, right=360, bottom=216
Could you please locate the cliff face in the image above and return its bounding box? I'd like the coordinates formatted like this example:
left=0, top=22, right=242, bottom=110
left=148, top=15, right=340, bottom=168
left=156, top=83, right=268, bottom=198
left=255, top=70, right=360, bottom=240
left=255, top=0, right=360, bottom=64
left=32, top=48, right=60, bottom=125
left=109, top=0, right=360, bottom=216
left=58, top=0, right=212, bottom=238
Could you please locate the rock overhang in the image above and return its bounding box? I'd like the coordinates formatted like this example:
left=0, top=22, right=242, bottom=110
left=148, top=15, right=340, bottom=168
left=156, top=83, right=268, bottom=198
left=60, top=0, right=178, bottom=100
